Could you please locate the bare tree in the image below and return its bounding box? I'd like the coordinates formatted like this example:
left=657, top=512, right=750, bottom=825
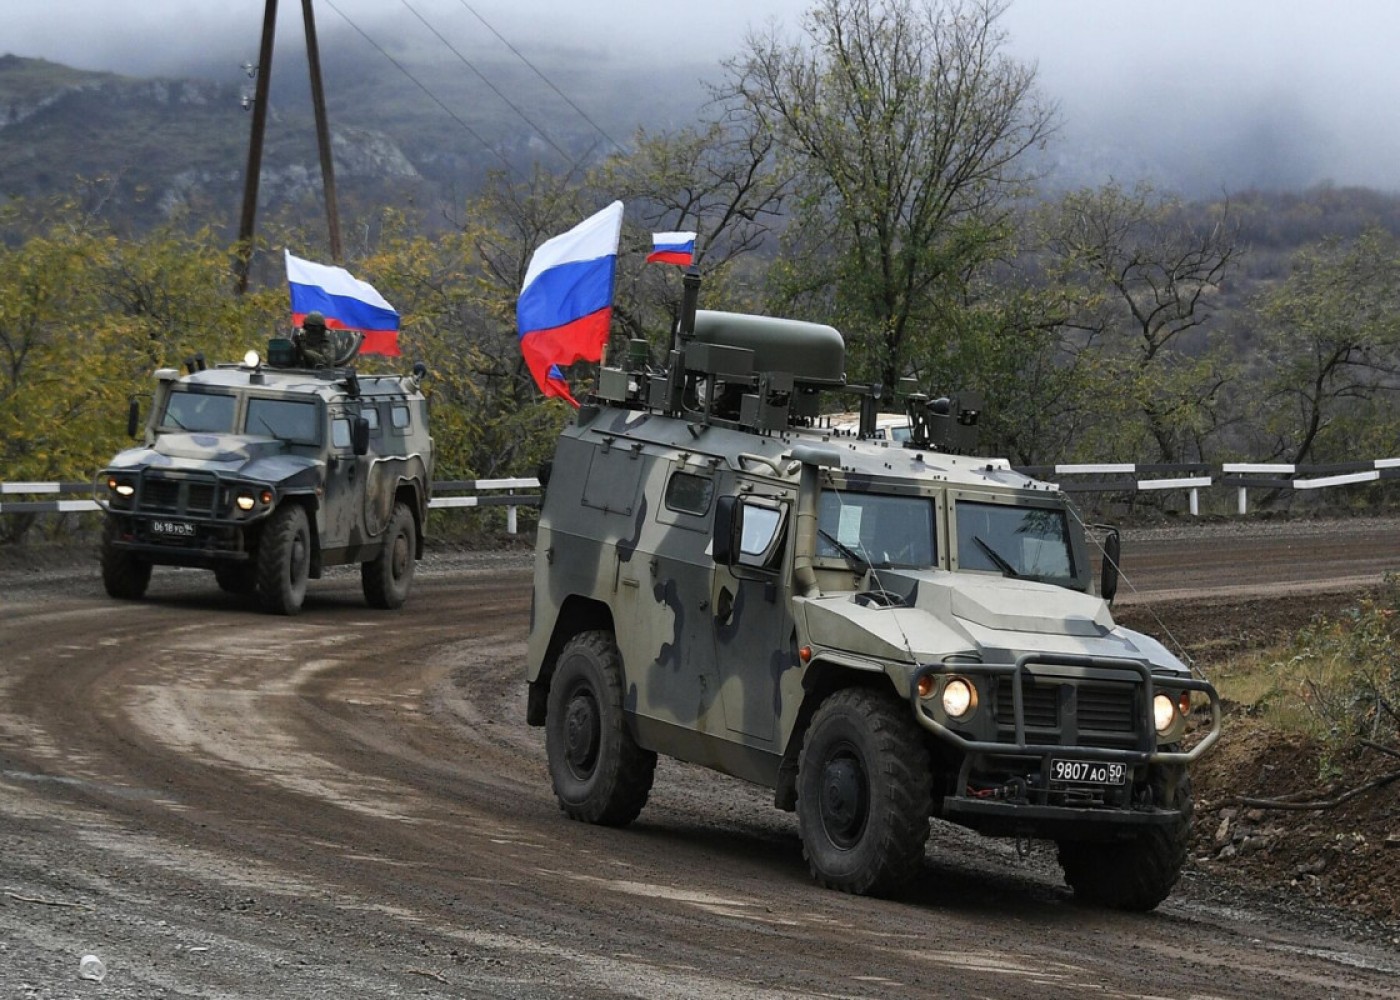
left=1039, top=183, right=1240, bottom=463
left=1252, top=229, right=1400, bottom=465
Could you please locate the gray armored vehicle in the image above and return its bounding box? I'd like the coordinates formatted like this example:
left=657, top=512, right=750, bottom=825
left=527, top=279, right=1221, bottom=910
left=96, top=335, right=433, bottom=615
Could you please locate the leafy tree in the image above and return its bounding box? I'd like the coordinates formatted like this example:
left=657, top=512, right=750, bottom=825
left=719, top=0, right=1055, bottom=391
left=359, top=207, right=568, bottom=486
left=1250, top=229, right=1400, bottom=465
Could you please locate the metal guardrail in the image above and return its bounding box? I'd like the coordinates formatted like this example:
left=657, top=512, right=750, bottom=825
left=4, top=457, right=1400, bottom=521
left=1013, top=460, right=1400, bottom=514
left=0, top=478, right=545, bottom=532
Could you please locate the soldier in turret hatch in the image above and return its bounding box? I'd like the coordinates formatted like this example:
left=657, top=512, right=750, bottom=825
left=296, top=311, right=332, bottom=367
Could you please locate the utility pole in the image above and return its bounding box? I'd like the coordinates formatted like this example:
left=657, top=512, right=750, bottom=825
left=233, top=0, right=344, bottom=294
left=302, top=0, right=343, bottom=263
left=234, top=0, right=278, bottom=294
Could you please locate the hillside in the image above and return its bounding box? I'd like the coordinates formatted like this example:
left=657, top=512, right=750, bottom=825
left=0, top=51, right=709, bottom=236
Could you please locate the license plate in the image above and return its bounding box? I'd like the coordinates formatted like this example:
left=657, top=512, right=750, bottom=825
left=1050, top=758, right=1126, bottom=786
left=150, top=520, right=195, bottom=538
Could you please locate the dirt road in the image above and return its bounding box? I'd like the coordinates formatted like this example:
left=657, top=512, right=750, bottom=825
left=1, top=519, right=1398, bottom=998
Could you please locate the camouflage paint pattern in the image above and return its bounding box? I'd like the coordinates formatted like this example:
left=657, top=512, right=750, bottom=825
left=96, top=359, right=432, bottom=573
left=529, top=312, right=1221, bottom=832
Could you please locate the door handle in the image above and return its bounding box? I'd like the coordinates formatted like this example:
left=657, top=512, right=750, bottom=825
left=715, top=586, right=734, bottom=624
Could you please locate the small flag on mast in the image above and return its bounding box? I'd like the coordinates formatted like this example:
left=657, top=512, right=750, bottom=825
left=646, top=231, right=696, bottom=267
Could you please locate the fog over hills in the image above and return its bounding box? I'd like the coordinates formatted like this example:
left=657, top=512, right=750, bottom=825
left=5, top=0, right=1400, bottom=214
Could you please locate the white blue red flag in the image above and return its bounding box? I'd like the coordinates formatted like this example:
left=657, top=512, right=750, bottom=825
left=285, top=250, right=401, bottom=357
left=516, top=201, right=624, bottom=406
left=646, top=230, right=696, bottom=267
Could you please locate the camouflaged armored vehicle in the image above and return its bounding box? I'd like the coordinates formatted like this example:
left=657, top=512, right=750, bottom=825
left=527, top=283, right=1221, bottom=910
left=96, top=334, right=432, bottom=615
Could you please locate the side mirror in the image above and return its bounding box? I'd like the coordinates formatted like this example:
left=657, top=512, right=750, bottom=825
left=351, top=416, right=371, bottom=456
left=1100, top=528, right=1121, bottom=605
left=126, top=398, right=141, bottom=438
left=713, top=495, right=740, bottom=566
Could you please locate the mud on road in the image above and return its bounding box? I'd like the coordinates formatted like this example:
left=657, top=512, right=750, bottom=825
left=1, top=518, right=1399, bottom=998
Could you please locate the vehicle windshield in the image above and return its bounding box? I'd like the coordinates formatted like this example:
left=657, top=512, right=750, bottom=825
left=246, top=397, right=321, bottom=445
left=816, top=491, right=935, bottom=569
left=160, top=389, right=236, bottom=433
left=955, top=500, right=1075, bottom=585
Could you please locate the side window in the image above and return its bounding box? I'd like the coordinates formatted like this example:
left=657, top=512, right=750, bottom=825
left=331, top=418, right=351, bottom=449
left=390, top=403, right=411, bottom=433
left=736, top=499, right=786, bottom=570
left=664, top=472, right=714, bottom=515
left=363, top=406, right=381, bottom=433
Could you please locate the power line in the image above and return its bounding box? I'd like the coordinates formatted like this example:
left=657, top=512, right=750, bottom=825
left=454, top=0, right=623, bottom=152
left=320, top=0, right=520, bottom=178
left=401, top=0, right=573, bottom=161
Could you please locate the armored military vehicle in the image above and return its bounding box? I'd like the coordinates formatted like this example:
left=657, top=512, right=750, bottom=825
left=95, top=334, right=433, bottom=615
left=526, top=276, right=1221, bottom=910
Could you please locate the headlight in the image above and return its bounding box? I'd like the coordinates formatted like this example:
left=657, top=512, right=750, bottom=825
left=1153, top=692, right=1185, bottom=740
left=243, top=349, right=261, bottom=368
left=106, top=476, right=135, bottom=498
left=941, top=677, right=978, bottom=720
left=235, top=492, right=256, bottom=511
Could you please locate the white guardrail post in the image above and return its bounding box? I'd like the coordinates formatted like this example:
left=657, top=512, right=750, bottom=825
left=1222, top=464, right=1296, bottom=515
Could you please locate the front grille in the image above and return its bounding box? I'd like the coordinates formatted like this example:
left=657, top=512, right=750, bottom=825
left=137, top=474, right=220, bottom=517
left=1078, top=685, right=1136, bottom=734
left=994, top=676, right=1139, bottom=748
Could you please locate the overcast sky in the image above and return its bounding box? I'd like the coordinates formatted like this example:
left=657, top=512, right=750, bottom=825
left=9, top=0, right=1400, bottom=193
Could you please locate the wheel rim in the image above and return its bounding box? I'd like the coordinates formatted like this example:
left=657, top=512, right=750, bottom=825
left=819, top=746, right=868, bottom=850
left=291, top=528, right=309, bottom=584
left=391, top=528, right=409, bottom=582
left=563, top=686, right=601, bottom=779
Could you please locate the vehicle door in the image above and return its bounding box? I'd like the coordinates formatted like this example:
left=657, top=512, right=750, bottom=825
left=710, top=479, right=795, bottom=745
left=324, top=403, right=376, bottom=549
left=635, top=463, right=727, bottom=735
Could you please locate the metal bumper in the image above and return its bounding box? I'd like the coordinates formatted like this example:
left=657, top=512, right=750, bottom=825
left=942, top=796, right=1183, bottom=838
left=909, top=652, right=1223, bottom=766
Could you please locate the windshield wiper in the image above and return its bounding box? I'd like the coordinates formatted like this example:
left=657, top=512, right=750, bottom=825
left=974, top=535, right=1023, bottom=579
left=819, top=527, right=869, bottom=575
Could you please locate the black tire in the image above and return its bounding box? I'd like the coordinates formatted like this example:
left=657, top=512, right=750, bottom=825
left=256, top=503, right=311, bottom=615
left=1056, top=767, right=1193, bottom=911
left=214, top=562, right=258, bottom=595
left=796, top=687, right=932, bottom=896
left=361, top=501, right=416, bottom=609
left=100, top=517, right=151, bottom=600
left=545, top=630, right=656, bottom=826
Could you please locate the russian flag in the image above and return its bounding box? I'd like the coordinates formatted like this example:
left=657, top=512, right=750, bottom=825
left=646, top=230, right=696, bottom=267
left=285, top=250, right=401, bottom=357
left=516, top=201, right=624, bottom=406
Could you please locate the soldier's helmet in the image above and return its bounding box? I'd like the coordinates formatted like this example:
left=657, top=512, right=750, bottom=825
left=303, top=311, right=326, bottom=330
